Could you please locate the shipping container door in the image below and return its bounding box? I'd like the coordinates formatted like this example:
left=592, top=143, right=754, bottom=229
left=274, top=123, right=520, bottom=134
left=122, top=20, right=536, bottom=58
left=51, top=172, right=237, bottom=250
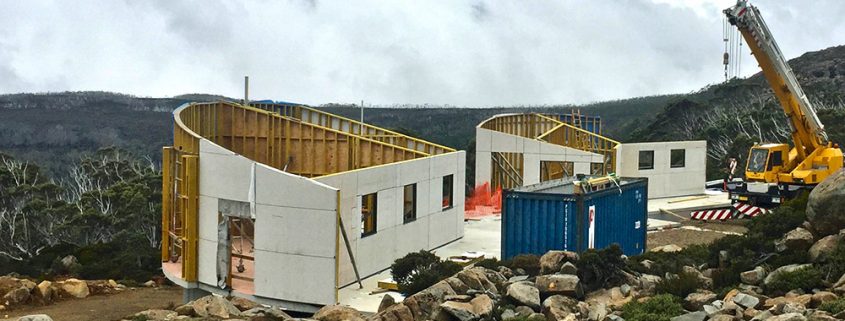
left=581, top=185, right=646, bottom=256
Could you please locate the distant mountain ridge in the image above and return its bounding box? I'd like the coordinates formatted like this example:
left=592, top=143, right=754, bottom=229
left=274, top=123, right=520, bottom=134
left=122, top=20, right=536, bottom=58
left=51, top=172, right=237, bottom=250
left=1, top=45, right=843, bottom=180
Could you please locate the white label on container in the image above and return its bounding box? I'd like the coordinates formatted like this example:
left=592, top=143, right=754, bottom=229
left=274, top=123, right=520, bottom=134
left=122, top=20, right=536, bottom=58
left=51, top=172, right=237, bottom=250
left=588, top=205, right=596, bottom=249
left=635, top=221, right=641, bottom=229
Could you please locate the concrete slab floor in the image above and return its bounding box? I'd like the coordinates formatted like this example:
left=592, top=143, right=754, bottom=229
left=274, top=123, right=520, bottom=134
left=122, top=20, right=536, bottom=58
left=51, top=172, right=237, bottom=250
left=340, top=193, right=730, bottom=313
left=338, top=218, right=501, bottom=314
left=647, top=190, right=731, bottom=214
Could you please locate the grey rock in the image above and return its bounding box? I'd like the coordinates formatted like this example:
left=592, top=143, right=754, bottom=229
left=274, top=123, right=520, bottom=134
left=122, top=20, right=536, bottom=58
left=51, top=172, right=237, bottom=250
left=751, top=310, right=773, bottom=321
left=378, top=294, right=397, bottom=313
left=670, top=311, right=707, bottom=321
left=189, top=295, right=242, bottom=319
left=508, top=275, right=530, bottom=283
left=498, top=266, right=515, bottom=279
left=313, top=305, right=364, bottom=321
left=542, top=295, right=579, bottom=321
left=540, top=251, right=579, bottom=275
left=507, top=282, right=541, bottom=311
left=445, top=277, right=470, bottom=295
left=738, top=284, right=763, bottom=295
left=535, top=274, right=580, bottom=296
left=703, top=304, right=720, bottom=315
left=807, top=168, right=845, bottom=236
left=515, top=305, right=535, bottom=316
left=732, top=292, right=760, bottom=309
left=132, top=309, right=177, bottom=321
left=684, top=291, right=717, bottom=311
left=16, top=315, right=53, bottom=321
left=767, top=312, right=807, bottom=321
left=470, top=294, right=493, bottom=318
left=764, top=264, right=814, bottom=285
left=640, top=259, right=654, bottom=270
left=741, top=266, right=767, bottom=285
left=620, top=284, right=631, bottom=297
left=776, top=227, right=815, bottom=252
left=809, top=234, right=844, bottom=263
left=456, top=268, right=498, bottom=294
left=652, top=244, right=683, bottom=253
left=440, top=301, right=479, bottom=321
left=3, top=286, right=30, bottom=306
left=444, top=295, right=473, bottom=302
left=708, top=315, right=735, bottom=321
left=174, top=304, right=196, bottom=316
left=638, top=274, right=661, bottom=295
left=560, top=262, right=578, bottom=275
left=587, top=303, right=607, bottom=321
left=500, top=309, right=516, bottom=321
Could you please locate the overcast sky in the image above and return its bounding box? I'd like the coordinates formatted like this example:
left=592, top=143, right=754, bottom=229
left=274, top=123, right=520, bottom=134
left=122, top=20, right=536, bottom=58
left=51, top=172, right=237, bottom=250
left=1, top=1, right=843, bottom=107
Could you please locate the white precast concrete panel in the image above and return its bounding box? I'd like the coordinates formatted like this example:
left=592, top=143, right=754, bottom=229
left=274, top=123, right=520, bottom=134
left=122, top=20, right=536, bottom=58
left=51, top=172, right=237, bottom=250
left=475, top=128, right=493, bottom=152
left=198, top=152, right=252, bottom=202
left=197, top=238, right=217, bottom=286
left=474, top=150, right=492, bottom=188
left=376, top=187, right=398, bottom=231
left=200, top=139, right=237, bottom=156
left=428, top=209, right=458, bottom=249
left=254, top=164, right=337, bottom=211
left=399, top=158, right=431, bottom=186
left=253, top=204, right=337, bottom=258
left=357, top=163, right=400, bottom=194
left=395, top=216, right=431, bottom=257
left=615, top=141, right=707, bottom=198
left=254, top=250, right=336, bottom=305
left=355, top=227, right=398, bottom=278
left=428, top=177, right=443, bottom=216
left=198, top=195, right=218, bottom=242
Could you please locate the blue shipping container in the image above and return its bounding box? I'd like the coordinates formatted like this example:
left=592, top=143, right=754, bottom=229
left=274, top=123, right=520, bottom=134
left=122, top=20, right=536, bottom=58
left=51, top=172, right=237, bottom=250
left=501, top=177, right=648, bottom=259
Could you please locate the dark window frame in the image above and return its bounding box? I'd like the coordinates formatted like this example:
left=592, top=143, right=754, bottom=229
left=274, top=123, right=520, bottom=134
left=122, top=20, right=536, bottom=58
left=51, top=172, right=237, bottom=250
left=442, top=175, right=454, bottom=210
left=638, top=150, right=655, bottom=170
left=670, top=149, right=686, bottom=168
left=361, top=192, right=378, bottom=237
left=403, top=184, right=417, bottom=224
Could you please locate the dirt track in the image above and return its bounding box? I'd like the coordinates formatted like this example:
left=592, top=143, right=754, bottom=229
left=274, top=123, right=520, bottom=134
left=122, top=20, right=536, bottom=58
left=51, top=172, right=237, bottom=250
left=0, top=286, right=182, bottom=321
left=647, top=220, right=748, bottom=249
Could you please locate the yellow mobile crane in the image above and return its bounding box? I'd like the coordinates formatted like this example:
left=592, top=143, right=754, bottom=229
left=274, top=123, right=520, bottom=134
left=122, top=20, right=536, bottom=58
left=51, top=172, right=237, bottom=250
left=724, top=0, right=843, bottom=207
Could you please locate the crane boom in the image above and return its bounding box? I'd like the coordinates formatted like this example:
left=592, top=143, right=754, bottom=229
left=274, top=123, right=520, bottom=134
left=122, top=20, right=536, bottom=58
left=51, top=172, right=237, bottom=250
left=725, top=1, right=828, bottom=157
left=722, top=0, right=842, bottom=207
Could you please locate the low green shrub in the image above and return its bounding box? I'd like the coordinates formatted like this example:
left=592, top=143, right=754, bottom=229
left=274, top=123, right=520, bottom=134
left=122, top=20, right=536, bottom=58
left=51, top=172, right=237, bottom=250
left=502, top=254, right=540, bottom=276
left=820, top=243, right=845, bottom=283
left=628, top=244, right=709, bottom=276
left=621, top=294, right=685, bottom=321
left=764, top=266, right=824, bottom=295
left=475, top=258, right=503, bottom=270
left=655, top=271, right=704, bottom=298
left=818, top=298, right=845, bottom=315
left=391, top=250, right=463, bottom=296
left=745, top=192, right=808, bottom=240
left=577, top=244, right=628, bottom=292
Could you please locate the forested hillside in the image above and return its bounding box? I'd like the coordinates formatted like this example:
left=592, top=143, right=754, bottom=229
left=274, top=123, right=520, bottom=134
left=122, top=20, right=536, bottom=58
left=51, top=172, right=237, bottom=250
left=627, top=45, right=845, bottom=179
left=1, top=46, right=844, bottom=182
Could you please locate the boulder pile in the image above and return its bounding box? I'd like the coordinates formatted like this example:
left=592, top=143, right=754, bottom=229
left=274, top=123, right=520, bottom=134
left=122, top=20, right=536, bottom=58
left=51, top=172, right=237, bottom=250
left=0, top=275, right=127, bottom=311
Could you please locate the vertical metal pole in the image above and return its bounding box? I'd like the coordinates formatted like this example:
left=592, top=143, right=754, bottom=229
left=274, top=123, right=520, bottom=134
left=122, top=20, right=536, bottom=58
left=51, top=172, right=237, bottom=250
left=360, top=100, right=364, bottom=124
left=244, top=76, right=250, bottom=106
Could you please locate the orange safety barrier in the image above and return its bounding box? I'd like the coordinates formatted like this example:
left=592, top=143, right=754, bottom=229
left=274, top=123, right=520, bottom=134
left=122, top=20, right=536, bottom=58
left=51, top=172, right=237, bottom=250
left=464, top=183, right=503, bottom=220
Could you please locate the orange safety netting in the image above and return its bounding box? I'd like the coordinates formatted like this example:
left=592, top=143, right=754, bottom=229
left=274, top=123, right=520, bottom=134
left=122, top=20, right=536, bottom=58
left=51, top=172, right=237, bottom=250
left=464, top=183, right=502, bottom=220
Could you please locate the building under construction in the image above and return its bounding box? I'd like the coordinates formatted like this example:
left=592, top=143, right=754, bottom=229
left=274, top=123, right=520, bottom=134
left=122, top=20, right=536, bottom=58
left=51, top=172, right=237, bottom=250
left=161, top=101, right=465, bottom=311
left=475, top=112, right=706, bottom=199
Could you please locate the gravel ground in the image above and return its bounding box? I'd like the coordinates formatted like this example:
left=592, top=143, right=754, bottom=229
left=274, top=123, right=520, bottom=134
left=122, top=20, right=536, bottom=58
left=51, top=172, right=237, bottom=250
left=0, top=286, right=183, bottom=321
left=648, top=219, right=748, bottom=249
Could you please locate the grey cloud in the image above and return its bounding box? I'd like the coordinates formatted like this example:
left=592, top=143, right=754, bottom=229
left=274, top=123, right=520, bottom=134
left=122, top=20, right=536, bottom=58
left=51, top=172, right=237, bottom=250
left=0, top=1, right=843, bottom=107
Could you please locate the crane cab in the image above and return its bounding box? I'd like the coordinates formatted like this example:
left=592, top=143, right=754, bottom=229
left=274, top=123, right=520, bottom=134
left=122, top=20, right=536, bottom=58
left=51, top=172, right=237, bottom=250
left=745, top=143, right=789, bottom=183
